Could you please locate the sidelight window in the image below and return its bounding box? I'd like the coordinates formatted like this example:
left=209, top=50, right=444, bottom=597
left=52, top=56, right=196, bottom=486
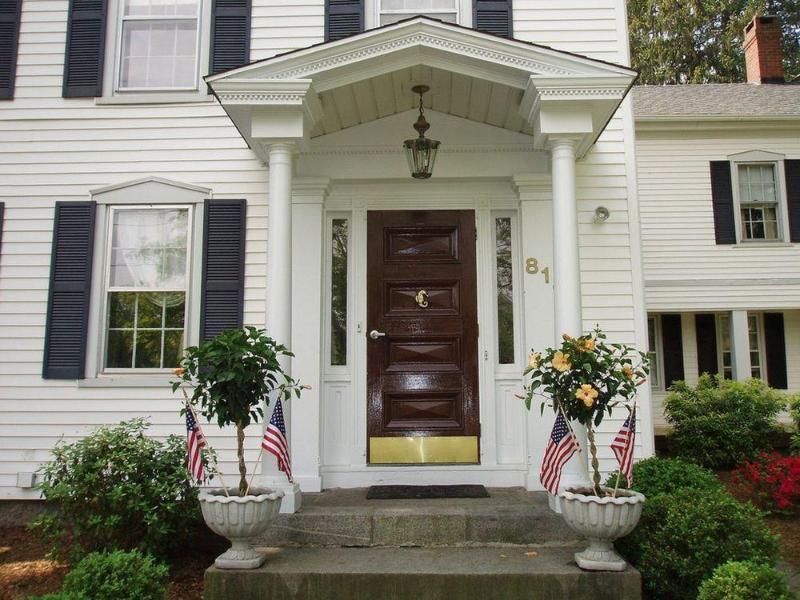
left=104, top=206, right=191, bottom=370
left=330, top=218, right=349, bottom=366
left=495, top=216, right=515, bottom=365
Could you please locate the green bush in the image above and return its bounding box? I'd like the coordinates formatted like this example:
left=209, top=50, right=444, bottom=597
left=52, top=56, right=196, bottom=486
left=617, top=487, right=779, bottom=600
left=605, top=456, right=723, bottom=497
left=664, top=375, right=786, bottom=468
left=26, top=594, right=86, bottom=600
left=62, top=550, right=169, bottom=600
left=791, top=395, right=800, bottom=455
left=31, top=418, right=200, bottom=560
left=697, top=560, right=793, bottom=600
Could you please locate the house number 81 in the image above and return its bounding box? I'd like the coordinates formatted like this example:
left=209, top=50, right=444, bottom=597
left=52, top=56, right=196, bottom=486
left=526, top=258, right=550, bottom=283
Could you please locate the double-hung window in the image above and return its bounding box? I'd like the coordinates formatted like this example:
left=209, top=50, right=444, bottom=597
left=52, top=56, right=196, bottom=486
left=378, top=0, right=458, bottom=25
left=117, top=0, right=202, bottom=91
left=736, top=163, right=782, bottom=241
left=105, top=206, right=191, bottom=370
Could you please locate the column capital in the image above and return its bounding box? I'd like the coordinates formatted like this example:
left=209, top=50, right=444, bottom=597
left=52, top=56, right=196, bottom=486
left=547, top=137, right=579, bottom=154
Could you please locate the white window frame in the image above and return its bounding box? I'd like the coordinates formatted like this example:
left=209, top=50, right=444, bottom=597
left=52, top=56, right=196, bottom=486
left=747, top=312, right=766, bottom=380
left=102, top=204, right=194, bottom=374
left=82, top=178, right=209, bottom=384
left=729, top=151, right=789, bottom=244
left=716, top=313, right=733, bottom=380
left=366, top=0, right=472, bottom=30
left=647, top=315, right=663, bottom=391
left=715, top=312, right=767, bottom=380
left=100, top=0, right=213, bottom=102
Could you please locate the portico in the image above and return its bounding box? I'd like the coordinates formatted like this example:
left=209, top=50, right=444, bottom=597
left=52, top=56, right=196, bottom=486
left=206, top=17, right=639, bottom=513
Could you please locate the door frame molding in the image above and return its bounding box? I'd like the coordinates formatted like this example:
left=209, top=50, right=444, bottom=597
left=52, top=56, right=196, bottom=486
left=320, top=179, right=525, bottom=473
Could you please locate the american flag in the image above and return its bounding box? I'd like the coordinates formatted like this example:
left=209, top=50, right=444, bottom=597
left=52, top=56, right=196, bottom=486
left=540, top=412, right=579, bottom=495
left=611, top=407, right=637, bottom=486
left=185, top=404, right=207, bottom=483
left=262, top=398, right=292, bottom=481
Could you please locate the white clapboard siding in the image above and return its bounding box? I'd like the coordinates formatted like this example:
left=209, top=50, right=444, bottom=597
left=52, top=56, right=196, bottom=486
left=0, top=0, right=644, bottom=496
left=637, top=128, right=800, bottom=312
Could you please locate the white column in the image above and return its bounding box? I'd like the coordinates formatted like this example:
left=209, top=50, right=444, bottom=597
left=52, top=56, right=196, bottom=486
left=730, top=310, right=752, bottom=380
left=549, top=138, right=589, bottom=508
left=260, top=142, right=302, bottom=513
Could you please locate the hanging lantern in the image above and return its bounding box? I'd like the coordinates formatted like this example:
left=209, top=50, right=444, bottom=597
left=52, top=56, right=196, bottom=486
left=403, top=85, right=440, bottom=179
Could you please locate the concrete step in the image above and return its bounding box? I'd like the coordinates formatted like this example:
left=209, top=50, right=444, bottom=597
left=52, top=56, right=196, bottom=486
left=204, top=546, right=641, bottom=600
left=257, top=487, right=579, bottom=548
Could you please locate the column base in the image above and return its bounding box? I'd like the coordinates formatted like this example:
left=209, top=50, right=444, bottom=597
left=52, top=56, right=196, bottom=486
left=259, top=477, right=302, bottom=514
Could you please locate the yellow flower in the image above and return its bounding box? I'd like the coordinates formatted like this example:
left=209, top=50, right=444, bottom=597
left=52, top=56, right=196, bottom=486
left=552, top=351, right=571, bottom=372
left=575, top=384, right=599, bottom=407
left=622, top=365, right=634, bottom=380
left=562, top=334, right=573, bottom=342
left=528, top=353, right=541, bottom=369
left=578, top=338, right=596, bottom=352
left=173, top=367, right=185, bottom=377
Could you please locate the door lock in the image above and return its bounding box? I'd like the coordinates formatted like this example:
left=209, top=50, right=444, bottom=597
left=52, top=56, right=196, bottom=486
left=415, top=289, right=429, bottom=308
left=369, top=330, right=387, bottom=340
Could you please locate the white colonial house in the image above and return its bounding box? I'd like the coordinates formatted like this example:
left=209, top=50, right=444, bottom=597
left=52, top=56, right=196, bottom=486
left=634, top=16, right=800, bottom=432
left=6, top=1, right=794, bottom=514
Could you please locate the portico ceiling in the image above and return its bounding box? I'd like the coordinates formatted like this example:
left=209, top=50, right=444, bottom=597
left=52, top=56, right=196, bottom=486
left=206, top=17, right=637, bottom=159
left=312, top=65, right=530, bottom=137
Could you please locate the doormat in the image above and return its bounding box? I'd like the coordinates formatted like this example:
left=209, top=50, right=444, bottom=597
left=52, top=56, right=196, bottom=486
left=366, top=484, right=490, bottom=500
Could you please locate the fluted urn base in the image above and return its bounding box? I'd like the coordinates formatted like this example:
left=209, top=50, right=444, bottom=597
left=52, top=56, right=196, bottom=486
left=199, top=488, right=285, bottom=570
left=559, top=486, right=645, bottom=572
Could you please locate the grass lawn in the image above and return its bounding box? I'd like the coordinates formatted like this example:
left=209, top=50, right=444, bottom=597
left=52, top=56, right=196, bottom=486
left=0, top=526, right=225, bottom=600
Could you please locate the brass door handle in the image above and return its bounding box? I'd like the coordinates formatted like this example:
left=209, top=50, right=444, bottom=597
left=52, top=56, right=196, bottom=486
left=415, top=289, right=429, bottom=308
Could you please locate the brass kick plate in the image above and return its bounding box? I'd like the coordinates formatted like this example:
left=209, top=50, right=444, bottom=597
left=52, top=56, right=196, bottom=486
left=369, top=436, right=479, bottom=464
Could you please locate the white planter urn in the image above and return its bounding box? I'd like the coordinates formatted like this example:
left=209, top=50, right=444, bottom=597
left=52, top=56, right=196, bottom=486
left=559, top=486, right=645, bottom=571
left=199, top=487, right=284, bottom=569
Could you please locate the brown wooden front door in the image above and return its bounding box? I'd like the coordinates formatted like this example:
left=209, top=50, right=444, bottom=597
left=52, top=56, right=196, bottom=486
left=366, top=210, right=480, bottom=464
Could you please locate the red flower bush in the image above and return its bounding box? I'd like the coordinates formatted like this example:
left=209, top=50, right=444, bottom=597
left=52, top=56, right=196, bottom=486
left=734, top=453, right=800, bottom=514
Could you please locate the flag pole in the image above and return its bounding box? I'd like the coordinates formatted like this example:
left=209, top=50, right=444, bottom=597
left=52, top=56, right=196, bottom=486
left=244, top=446, right=263, bottom=497
left=557, top=402, right=582, bottom=454
left=613, top=402, right=636, bottom=499
left=180, top=387, right=230, bottom=497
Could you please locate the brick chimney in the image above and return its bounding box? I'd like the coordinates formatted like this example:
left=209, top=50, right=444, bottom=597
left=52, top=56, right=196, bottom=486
left=744, top=15, right=785, bottom=84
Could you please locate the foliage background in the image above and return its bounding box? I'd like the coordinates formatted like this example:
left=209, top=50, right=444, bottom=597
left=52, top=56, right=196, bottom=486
left=628, top=0, right=800, bottom=84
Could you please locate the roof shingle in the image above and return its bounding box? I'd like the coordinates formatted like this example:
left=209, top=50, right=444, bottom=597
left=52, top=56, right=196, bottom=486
left=633, top=83, right=800, bottom=118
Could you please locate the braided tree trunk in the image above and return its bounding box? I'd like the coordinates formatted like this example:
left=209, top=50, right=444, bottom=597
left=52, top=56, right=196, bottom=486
left=236, top=423, right=247, bottom=496
left=586, top=424, right=602, bottom=496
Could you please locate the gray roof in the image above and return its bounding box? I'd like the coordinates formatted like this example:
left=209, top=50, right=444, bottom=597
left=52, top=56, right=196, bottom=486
left=633, top=83, right=800, bottom=119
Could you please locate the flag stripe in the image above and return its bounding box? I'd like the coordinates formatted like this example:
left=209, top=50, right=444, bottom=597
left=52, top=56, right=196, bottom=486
left=262, top=398, right=292, bottom=481
left=539, top=412, right=578, bottom=495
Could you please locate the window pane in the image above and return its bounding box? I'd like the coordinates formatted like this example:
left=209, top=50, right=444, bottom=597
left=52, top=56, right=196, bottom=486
left=748, top=314, right=762, bottom=379
left=107, top=330, right=134, bottom=368
left=119, top=20, right=198, bottom=89
left=163, top=330, right=184, bottom=368
left=164, top=293, right=186, bottom=327
left=108, top=292, right=136, bottom=328
left=719, top=314, right=733, bottom=380
left=330, top=219, right=348, bottom=366
left=110, top=208, right=189, bottom=288
left=135, top=330, right=162, bottom=368
left=124, top=0, right=199, bottom=17
left=741, top=205, right=778, bottom=240
left=382, top=0, right=455, bottom=9
left=138, top=293, right=164, bottom=328
left=647, top=316, right=660, bottom=388
left=496, top=217, right=514, bottom=365
left=380, top=12, right=456, bottom=24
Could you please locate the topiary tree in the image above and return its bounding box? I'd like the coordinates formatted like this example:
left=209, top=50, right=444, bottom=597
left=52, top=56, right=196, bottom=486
left=605, top=456, right=723, bottom=497
left=664, top=375, right=786, bottom=469
left=61, top=550, right=169, bottom=600
left=697, top=560, right=794, bottom=600
left=31, top=419, right=200, bottom=561
left=173, top=327, right=305, bottom=496
left=617, top=487, right=779, bottom=600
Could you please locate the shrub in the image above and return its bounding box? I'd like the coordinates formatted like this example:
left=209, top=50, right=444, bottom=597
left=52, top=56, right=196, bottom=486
left=663, top=375, right=786, bottom=468
left=31, top=418, right=200, bottom=560
left=791, top=395, right=800, bottom=455
left=734, top=452, right=800, bottom=514
left=697, top=560, right=793, bottom=600
left=617, top=487, right=779, bottom=600
left=605, top=456, right=723, bottom=497
left=61, top=550, right=169, bottom=600
left=26, top=594, right=86, bottom=600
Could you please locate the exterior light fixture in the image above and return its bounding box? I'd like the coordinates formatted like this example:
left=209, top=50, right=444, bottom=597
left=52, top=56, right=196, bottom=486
left=593, top=206, right=610, bottom=223
left=403, top=85, right=440, bottom=179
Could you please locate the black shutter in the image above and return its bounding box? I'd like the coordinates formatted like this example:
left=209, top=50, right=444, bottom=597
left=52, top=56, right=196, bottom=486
left=200, top=199, right=246, bottom=341
left=326, top=0, right=363, bottom=42
left=709, top=161, right=736, bottom=245
left=764, top=312, right=787, bottom=389
left=62, top=0, right=107, bottom=97
left=660, top=314, right=685, bottom=389
left=0, top=0, right=22, bottom=100
left=785, top=160, right=800, bottom=243
left=209, top=0, right=251, bottom=76
left=474, top=0, right=513, bottom=38
left=695, top=313, right=718, bottom=376
left=43, top=202, right=96, bottom=379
